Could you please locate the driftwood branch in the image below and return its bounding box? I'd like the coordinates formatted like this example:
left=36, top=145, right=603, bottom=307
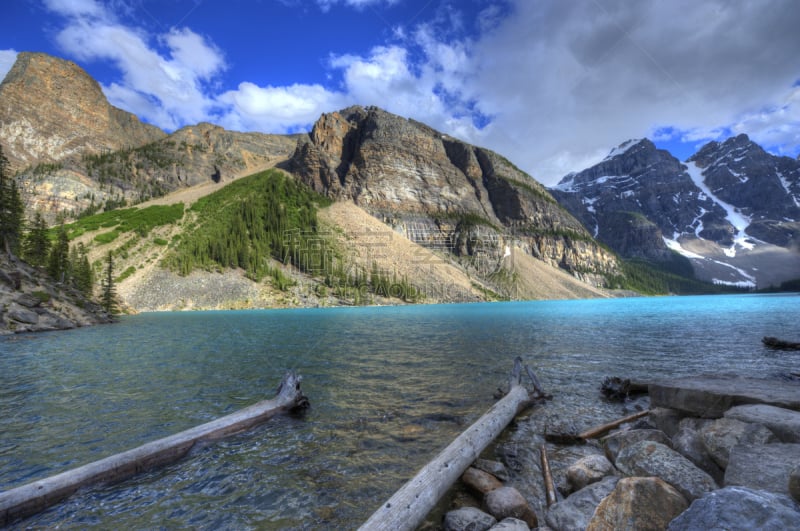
left=540, top=444, right=558, bottom=507
left=578, top=410, right=650, bottom=440
left=359, top=360, right=539, bottom=531
left=0, top=371, right=308, bottom=526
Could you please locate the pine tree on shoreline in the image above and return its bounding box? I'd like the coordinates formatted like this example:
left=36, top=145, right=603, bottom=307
left=101, top=251, right=119, bottom=315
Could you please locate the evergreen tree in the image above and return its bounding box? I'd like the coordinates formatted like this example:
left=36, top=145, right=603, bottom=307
left=70, top=242, right=93, bottom=295
left=0, top=145, right=25, bottom=255
left=24, top=211, right=50, bottom=266
left=100, top=251, right=118, bottom=314
left=47, top=223, right=70, bottom=282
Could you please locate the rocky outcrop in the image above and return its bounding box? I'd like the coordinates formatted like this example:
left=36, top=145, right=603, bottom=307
left=649, top=375, right=800, bottom=417
left=290, top=106, right=620, bottom=285
left=0, top=52, right=164, bottom=171
left=0, top=254, right=111, bottom=334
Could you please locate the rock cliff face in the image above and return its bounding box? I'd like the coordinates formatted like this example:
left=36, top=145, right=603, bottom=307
left=0, top=52, right=165, bottom=171
left=290, top=106, right=619, bottom=282
left=551, top=136, right=800, bottom=288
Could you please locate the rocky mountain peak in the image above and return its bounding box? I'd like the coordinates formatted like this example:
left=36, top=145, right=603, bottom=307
left=688, top=133, right=764, bottom=168
left=552, top=133, right=800, bottom=288
left=0, top=51, right=165, bottom=171
left=554, top=137, right=685, bottom=194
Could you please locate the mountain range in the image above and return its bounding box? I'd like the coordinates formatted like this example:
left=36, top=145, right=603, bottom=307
left=551, top=137, right=800, bottom=288
left=1, top=51, right=798, bottom=322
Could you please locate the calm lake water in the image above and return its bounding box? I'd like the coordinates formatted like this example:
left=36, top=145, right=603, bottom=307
left=1, top=294, right=799, bottom=529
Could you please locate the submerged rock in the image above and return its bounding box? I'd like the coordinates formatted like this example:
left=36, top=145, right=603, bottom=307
left=667, top=486, right=800, bottom=530
left=586, top=476, right=688, bottom=531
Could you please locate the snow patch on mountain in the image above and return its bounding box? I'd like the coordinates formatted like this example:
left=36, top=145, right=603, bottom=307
left=683, top=161, right=754, bottom=256
left=663, top=237, right=704, bottom=259
left=604, top=138, right=643, bottom=161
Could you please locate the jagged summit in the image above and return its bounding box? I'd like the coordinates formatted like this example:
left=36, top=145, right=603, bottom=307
left=0, top=52, right=165, bottom=171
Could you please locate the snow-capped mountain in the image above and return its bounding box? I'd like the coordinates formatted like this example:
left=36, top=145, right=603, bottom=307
left=550, top=135, right=800, bottom=289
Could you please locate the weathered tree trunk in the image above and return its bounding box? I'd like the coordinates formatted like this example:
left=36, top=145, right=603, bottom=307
left=0, top=371, right=308, bottom=526
left=359, top=358, right=539, bottom=531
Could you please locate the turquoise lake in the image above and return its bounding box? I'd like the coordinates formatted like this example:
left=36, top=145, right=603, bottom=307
left=1, top=293, right=799, bottom=529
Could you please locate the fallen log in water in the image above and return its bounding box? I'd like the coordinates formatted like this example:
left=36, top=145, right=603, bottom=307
left=763, top=336, right=800, bottom=351
left=359, top=357, right=542, bottom=531
left=0, top=371, right=308, bottom=526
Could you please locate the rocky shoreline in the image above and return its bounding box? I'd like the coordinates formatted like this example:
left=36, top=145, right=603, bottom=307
left=435, top=374, right=800, bottom=530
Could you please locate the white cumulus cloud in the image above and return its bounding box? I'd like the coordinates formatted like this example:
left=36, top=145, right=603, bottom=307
left=35, top=0, right=800, bottom=185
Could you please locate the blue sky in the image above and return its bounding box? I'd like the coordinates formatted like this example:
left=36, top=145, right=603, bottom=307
left=1, top=0, right=799, bottom=186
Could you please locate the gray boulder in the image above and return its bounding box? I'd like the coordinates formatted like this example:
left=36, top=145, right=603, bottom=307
left=790, top=464, right=800, bottom=503
left=474, top=459, right=510, bottom=482
left=483, top=487, right=538, bottom=529
left=648, top=375, right=800, bottom=417
left=725, top=443, right=800, bottom=496
left=444, top=507, right=497, bottom=531
left=602, top=429, right=672, bottom=463
left=649, top=407, right=685, bottom=437
left=489, top=517, right=530, bottom=530
left=616, top=440, right=717, bottom=501
left=672, top=423, right=724, bottom=483
left=725, top=404, right=800, bottom=443
left=668, top=486, right=800, bottom=530
left=701, top=417, right=776, bottom=468
left=586, top=476, right=688, bottom=531
left=545, top=476, right=618, bottom=531
left=566, top=454, right=615, bottom=492
left=463, top=467, right=503, bottom=495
